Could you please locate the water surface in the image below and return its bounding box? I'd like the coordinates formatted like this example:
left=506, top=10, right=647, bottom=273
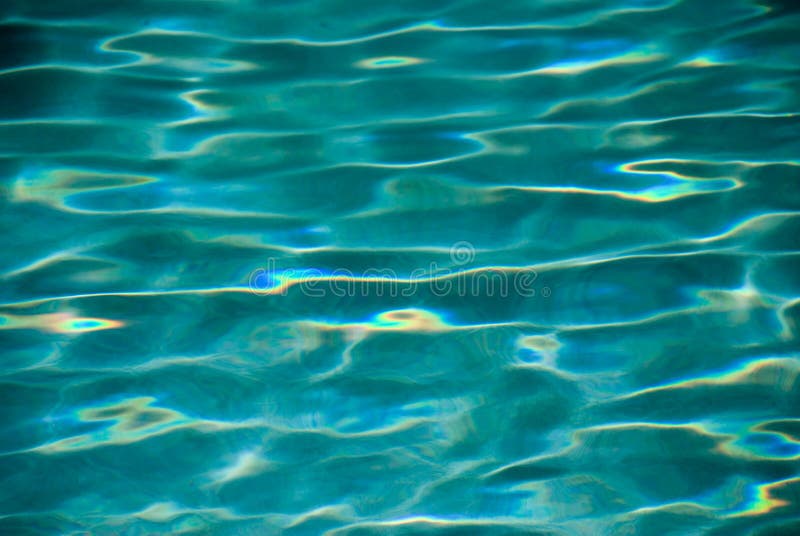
left=1, top=0, right=800, bottom=534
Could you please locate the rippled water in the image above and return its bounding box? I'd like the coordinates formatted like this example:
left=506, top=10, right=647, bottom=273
left=2, top=0, right=800, bottom=534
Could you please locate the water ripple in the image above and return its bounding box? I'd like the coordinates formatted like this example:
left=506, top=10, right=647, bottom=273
left=1, top=0, right=799, bottom=534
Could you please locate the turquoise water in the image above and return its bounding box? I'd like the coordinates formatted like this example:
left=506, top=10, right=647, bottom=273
left=1, top=0, right=800, bottom=534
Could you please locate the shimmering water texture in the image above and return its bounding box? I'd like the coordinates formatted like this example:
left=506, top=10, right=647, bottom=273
left=1, top=0, right=800, bottom=534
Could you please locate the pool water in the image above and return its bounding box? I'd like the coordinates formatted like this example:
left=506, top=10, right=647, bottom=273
left=1, top=0, right=799, bottom=534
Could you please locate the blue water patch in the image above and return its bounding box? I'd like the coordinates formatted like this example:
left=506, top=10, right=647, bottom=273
left=1, top=0, right=799, bottom=534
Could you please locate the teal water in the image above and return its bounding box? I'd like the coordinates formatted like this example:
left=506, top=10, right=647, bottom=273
left=1, top=0, right=800, bottom=534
